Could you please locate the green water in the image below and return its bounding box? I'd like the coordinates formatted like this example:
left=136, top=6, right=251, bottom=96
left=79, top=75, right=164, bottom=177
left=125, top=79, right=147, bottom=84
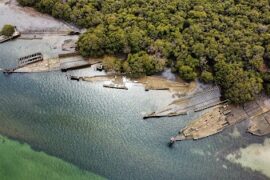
left=0, top=135, right=104, bottom=180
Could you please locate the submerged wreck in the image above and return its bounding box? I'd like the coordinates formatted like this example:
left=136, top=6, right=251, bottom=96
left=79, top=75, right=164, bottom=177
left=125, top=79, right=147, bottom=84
left=171, top=96, right=270, bottom=143
left=3, top=52, right=43, bottom=74
left=2, top=52, right=101, bottom=74
left=173, top=105, right=232, bottom=141
left=144, top=86, right=222, bottom=119
left=248, top=110, right=270, bottom=136
left=18, top=52, right=43, bottom=67
left=103, top=83, right=128, bottom=90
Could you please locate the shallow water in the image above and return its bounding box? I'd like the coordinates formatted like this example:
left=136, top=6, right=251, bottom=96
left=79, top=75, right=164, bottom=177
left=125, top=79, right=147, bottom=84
left=227, top=138, right=270, bottom=178
left=0, top=38, right=269, bottom=180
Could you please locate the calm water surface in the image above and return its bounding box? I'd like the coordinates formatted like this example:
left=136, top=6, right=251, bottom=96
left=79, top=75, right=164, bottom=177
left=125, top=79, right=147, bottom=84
left=0, top=39, right=269, bottom=180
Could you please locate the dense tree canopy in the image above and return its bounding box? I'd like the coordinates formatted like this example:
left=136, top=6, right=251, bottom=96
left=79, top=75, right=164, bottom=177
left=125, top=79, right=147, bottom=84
left=18, top=0, right=270, bottom=103
left=200, top=71, right=214, bottom=83
left=215, top=61, right=263, bottom=104
left=123, top=51, right=166, bottom=78
left=102, top=56, right=122, bottom=72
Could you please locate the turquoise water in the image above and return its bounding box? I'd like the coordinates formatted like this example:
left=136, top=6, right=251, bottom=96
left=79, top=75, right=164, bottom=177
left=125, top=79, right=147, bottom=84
left=0, top=39, right=269, bottom=180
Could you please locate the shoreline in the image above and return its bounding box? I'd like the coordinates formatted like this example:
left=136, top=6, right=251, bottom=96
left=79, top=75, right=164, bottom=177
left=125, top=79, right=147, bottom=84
left=2, top=46, right=269, bottom=142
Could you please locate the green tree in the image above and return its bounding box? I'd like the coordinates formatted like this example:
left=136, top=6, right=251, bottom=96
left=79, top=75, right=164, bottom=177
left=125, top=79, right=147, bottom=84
left=52, top=2, right=72, bottom=21
left=151, top=39, right=173, bottom=58
left=76, top=25, right=107, bottom=57
left=17, top=0, right=39, bottom=6
left=215, top=61, right=263, bottom=104
left=123, top=51, right=165, bottom=77
left=36, top=0, right=57, bottom=14
left=264, top=83, right=270, bottom=96
left=127, top=27, right=147, bottom=53
left=106, top=26, right=128, bottom=54
left=102, top=56, right=122, bottom=72
left=200, top=71, right=213, bottom=83
left=1, top=24, right=15, bottom=37
left=179, top=65, right=197, bottom=81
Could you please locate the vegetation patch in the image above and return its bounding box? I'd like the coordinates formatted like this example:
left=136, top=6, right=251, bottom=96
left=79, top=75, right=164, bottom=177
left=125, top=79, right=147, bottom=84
left=0, top=24, right=15, bottom=37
